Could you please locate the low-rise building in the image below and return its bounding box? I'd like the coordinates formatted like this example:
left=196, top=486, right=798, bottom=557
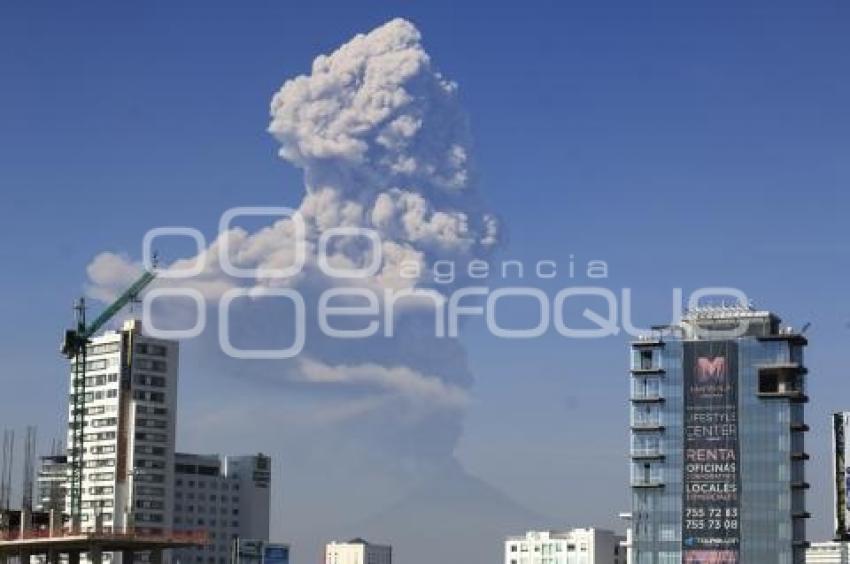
left=171, top=453, right=271, bottom=564
left=505, top=529, right=626, bottom=564
left=326, top=538, right=391, bottom=564
left=808, top=542, right=850, bottom=564
left=35, top=454, right=68, bottom=513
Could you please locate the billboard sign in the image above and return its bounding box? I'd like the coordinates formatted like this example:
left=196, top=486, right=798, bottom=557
left=834, top=412, right=850, bottom=540
left=233, top=539, right=290, bottom=564
left=234, top=539, right=263, bottom=564
left=682, top=341, right=740, bottom=564
left=263, top=544, right=290, bottom=564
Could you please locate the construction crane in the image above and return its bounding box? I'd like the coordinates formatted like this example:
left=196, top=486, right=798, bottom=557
left=61, top=265, right=157, bottom=526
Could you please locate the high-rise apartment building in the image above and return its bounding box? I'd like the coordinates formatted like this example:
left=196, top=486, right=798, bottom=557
left=65, top=319, right=178, bottom=534
left=325, top=539, right=391, bottom=564
left=505, top=529, right=627, bottom=564
left=171, top=453, right=271, bottom=564
left=629, top=306, right=808, bottom=564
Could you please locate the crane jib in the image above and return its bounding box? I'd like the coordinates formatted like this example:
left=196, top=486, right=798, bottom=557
left=83, top=270, right=157, bottom=339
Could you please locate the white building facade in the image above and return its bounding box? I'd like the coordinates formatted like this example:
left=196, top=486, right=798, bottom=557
left=172, top=453, right=271, bottom=564
left=65, top=319, right=178, bottom=534
left=325, top=539, right=391, bottom=564
left=505, top=529, right=626, bottom=564
left=807, top=542, right=850, bottom=564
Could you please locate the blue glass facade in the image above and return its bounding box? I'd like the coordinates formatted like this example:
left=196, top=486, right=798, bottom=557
left=630, top=311, right=808, bottom=564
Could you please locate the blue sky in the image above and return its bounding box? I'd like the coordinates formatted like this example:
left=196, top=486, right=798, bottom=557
left=1, top=0, right=849, bottom=548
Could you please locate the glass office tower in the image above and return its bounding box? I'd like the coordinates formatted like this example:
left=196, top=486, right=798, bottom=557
left=630, top=306, right=809, bottom=564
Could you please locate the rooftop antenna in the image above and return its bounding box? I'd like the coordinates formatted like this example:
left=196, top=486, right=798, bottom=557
left=801, top=322, right=812, bottom=334
left=50, top=437, right=64, bottom=457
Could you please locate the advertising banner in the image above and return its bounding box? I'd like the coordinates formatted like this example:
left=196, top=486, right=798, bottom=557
left=263, top=544, right=290, bottom=564
left=834, top=412, right=850, bottom=540
left=233, top=539, right=290, bottom=564
left=235, top=539, right=263, bottom=564
left=683, top=341, right=740, bottom=564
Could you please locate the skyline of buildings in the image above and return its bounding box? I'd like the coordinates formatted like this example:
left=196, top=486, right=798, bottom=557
left=57, top=319, right=273, bottom=563
left=7, top=303, right=850, bottom=563
left=2, top=3, right=846, bottom=562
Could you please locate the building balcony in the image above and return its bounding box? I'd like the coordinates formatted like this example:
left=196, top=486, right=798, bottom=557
left=631, top=339, right=665, bottom=348
left=791, top=423, right=810, bottom=432
left=630, top=422, right=665, bottom=432
left=757, top=391, right=809, bottom=403
left=791, top=452, right=810, bottom=461
left=792, top=511, right=812, bottom=519
left=757, top=361, right=808, bottom=375
left=630, top=368, right=665, bottom=376
left=630, top=394, right=664, bottom=404
left=630, top=449, right=665, bottom=461
left=791, top=481, right=811, bottom=490
left=631, top=479, right=664, bottom=489
left=758, top=334, right=808, bottom=346
left=757, top=363, right=807, bottom=402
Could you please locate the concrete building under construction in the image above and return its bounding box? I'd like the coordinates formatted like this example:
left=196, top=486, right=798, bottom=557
left=64, top=319, right=179, bottom=535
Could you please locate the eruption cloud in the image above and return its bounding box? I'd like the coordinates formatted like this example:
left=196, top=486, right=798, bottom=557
left=86, top=20, right=527, bottom=560
left=88, top=19, right=541, bottom=564
left=88, top=17, right=500, bottom=467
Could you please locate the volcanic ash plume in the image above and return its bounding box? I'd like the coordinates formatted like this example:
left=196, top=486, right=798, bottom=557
left=87, top=21, right=512, bottom=554
left=90, top=16, right=499, bottom=421
left=267, top=17, right=499, bottom=278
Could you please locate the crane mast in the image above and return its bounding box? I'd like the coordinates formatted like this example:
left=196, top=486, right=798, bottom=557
left=61, top=267, right=157, bottom=527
